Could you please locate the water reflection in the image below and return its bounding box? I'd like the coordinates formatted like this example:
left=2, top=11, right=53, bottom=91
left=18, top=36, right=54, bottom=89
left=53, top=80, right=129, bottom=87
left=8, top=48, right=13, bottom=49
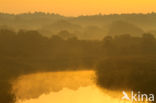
left=12, top=70, right=132, bottom=103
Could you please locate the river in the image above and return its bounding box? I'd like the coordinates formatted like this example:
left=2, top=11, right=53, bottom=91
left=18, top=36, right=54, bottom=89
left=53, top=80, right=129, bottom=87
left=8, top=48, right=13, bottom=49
left=12, top=70, right=132, bottom=103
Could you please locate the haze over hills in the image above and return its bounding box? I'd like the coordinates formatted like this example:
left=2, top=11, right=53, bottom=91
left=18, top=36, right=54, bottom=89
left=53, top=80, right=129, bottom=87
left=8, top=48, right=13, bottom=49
left=108, top=21, right=144, bottom=37
left=1, top=12, right=156, bottom=39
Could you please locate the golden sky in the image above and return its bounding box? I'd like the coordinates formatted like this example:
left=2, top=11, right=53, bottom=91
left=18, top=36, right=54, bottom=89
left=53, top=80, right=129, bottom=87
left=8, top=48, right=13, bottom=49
left=0, top=0, right=156, bottom=16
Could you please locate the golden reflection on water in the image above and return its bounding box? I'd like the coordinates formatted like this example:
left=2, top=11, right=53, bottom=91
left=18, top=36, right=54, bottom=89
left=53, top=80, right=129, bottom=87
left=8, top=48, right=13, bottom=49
left=12, top=70, right=132, bottom=103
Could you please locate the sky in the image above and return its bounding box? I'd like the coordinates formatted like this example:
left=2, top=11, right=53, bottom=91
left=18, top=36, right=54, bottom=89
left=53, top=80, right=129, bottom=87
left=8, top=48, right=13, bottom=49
left=0, top=0, right=156, bottom=16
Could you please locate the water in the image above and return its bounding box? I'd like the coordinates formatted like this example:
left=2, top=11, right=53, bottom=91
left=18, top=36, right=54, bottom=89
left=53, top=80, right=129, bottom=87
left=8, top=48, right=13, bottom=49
left=12, top=70, right=132, bottom=103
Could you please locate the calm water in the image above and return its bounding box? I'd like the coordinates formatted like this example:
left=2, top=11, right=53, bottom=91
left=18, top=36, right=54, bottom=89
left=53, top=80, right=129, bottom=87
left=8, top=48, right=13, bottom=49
left=12, top=70, right=132, bottom=103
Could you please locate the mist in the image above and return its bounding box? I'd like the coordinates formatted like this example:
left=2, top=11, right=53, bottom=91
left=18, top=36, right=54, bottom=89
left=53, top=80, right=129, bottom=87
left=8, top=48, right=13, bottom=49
left=0, top=13, right=156, bottom=103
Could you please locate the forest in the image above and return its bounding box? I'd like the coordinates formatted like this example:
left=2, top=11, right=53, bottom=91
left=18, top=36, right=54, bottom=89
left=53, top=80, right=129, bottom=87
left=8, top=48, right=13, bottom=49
left=0, top=13, right=156, bottom=103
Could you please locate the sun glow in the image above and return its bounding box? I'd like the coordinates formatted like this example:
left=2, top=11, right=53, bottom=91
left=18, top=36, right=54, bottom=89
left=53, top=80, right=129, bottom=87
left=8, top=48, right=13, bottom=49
left=17, top=86, right=132, bottom=103
left=0, top=0, right=156, bottom=16
left=13, top=71, right=132, bottom=103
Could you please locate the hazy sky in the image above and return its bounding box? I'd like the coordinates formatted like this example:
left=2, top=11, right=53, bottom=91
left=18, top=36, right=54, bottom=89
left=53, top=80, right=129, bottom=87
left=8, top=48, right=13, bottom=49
left=0, top=0, right=156, bottom=16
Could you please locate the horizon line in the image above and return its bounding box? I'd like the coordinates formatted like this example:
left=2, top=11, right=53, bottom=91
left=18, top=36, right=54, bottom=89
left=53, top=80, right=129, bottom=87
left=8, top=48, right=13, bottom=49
left=0, top=11, right=156, bottom=17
